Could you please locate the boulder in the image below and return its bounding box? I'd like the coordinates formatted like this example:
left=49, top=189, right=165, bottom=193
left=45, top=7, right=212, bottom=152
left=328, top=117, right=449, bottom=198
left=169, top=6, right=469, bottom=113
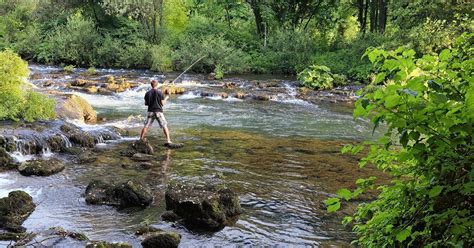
left=234, top=92, right=246, bottom=99
left=86, top=241, right=132, bottom=248
left=252, top=94, right=270, bottom=101
left=104, top=76, right=133, bottom=93
left=162, top=86, right=185, bottom=95
left=0, top=191, right=36, bottom=232
left=60, top=123, right=95, bottom=148
left=161, top=211, right=179, bottom=222
left=47, top=226, right=88, bottom=241
left=165, top=183, right=241, bottom=231
left=71, top=79, right=96, bottom=87
left=86, top=86, right=98, bottom=94
left=141, top=231, right=181, bottom=248
left=121, top=140, right=154, bottom=157
left=0, top=148, right=16, bottom=171
left=56, top=94, right=97, bottom=124
left=85, top=180, right=153, bottom=208
left=18, top=158, right=65, bottom=176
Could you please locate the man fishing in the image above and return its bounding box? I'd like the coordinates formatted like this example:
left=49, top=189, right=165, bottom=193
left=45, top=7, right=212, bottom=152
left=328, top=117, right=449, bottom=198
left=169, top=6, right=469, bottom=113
left=140, top=79, right=172, bottom=144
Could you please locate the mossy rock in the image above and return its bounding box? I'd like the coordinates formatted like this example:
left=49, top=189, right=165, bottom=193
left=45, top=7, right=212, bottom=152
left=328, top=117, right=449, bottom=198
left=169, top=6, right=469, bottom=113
left=85, top=180, right=153, bottom=208
left=18, top=158, right=65, bottom=176
left=0, top=147, right=16, bottom=171
left=165, top=183, right=242, bottom=232
left=86, top=241, right=132, bottom=248
left=141, top=231, right=181, bottom=248
left=0, top=191, right=36, bottom=232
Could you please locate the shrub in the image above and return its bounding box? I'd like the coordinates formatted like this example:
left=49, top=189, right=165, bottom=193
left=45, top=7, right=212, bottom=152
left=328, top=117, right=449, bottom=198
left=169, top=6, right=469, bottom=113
left=22, top=91, right=56, bottom=122
left=150, top=44, right=174, bottom=72
left=0, top=50, right=55, bottom=122
left=63, top=65, right=75, bottom=73
left=297, top=65, right=347, bottom=90
left=214, top=65, right=224, bottom=80
left=329, top=33, right=474, bottom=247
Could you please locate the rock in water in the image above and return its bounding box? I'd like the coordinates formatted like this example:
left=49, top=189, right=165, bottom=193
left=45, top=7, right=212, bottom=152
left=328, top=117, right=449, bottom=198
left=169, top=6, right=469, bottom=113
left=56, top=94, right=97, bottom=124
left=0, top=191, right=36, bottom=232
left=86, top=241, right=132, bottom=248
left=164, top=143, right=184, bottom=149
left=141, top=231, right=181, bottom=248
left=121, top=140, right=154, bottom=156
left=85, top=180, right=153, bottom=208
left=18, top=158, right=65, bottom=176
left=0, top=147, right=16, bottom=171
left=165, top=183, right=242, bottom=232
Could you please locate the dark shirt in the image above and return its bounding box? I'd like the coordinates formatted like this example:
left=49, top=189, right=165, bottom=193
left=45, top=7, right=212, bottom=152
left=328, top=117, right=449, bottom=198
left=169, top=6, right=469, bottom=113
left=144, top=89, right=165, bottom=112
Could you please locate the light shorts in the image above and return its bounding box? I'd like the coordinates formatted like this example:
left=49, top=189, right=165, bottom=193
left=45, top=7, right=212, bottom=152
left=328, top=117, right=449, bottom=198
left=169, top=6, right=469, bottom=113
left=144, top=112, right=167, bottom=129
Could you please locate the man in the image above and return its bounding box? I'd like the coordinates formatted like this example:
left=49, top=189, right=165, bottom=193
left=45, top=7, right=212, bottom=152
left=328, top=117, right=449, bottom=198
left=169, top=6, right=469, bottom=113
left=140, top=79, right=172, bottom=144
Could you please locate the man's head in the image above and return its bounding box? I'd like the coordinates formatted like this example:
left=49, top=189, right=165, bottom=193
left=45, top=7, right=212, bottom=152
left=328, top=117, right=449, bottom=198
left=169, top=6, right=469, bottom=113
left=151, top=79, right=159, bottom=88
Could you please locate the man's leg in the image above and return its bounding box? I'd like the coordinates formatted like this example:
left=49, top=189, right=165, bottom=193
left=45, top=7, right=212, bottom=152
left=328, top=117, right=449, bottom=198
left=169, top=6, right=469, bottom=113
left=140, top=127, right=148, bottom=141
left=163, top=126, right=172, bottom=144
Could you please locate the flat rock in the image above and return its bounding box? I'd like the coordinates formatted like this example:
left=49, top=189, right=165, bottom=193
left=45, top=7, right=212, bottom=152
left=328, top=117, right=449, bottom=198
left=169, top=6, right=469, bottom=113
left=131, top=153, right=155, bottom=162
left=18, top=158, right=65, bottom=176
left=0, top=191, right=36, bottom=232
left=85, top=180, right=153, bottom=208
left=165, top=183, right=241, bottom=232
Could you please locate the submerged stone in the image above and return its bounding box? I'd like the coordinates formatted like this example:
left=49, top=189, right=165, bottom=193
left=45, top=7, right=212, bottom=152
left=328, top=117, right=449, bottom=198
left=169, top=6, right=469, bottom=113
left=0, top=191, right=36, bottom=232
left=86, top=241, right=132, bottom=248
left=85, top=180, right=153, bottom=208
left=18, top=158, right=65, bottom=176
left=165, top=183, right=242, bottom=232
left=141, top=231, right=181, bottom=248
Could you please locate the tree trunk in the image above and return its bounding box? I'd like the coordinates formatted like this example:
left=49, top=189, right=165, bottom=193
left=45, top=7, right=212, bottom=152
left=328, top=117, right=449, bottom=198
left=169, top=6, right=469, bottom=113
left=248, top=0, right=264, bottom=36
left=378, top=0, right=388, bottom=33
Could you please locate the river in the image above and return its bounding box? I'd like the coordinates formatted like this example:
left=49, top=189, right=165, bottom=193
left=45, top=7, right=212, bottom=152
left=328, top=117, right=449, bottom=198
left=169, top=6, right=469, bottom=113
left=0, top=64, right=385, bottom=247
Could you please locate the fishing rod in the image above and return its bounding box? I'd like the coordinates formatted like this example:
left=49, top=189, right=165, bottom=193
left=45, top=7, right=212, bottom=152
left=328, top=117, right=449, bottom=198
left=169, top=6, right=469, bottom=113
left=170, top=55, right=206, bottom=84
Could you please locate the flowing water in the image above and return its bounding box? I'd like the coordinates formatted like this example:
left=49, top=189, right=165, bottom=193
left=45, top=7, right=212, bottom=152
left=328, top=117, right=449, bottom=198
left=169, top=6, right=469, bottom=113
left=0, top=65, right=386, bottom=247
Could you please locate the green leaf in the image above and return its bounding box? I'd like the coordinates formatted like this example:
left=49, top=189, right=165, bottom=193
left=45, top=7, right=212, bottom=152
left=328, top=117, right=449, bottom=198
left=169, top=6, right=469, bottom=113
left=384, top=94, right=400, bottom=108
left=396, top=228, right=412, bottom=242
left=439, top=49, right=452, bottom=62
left=429, top=186, right=444, bottom=198
left=466, top=83, right=474, bottom=120
left=324, top=197, right=341, bottom=213
left=337, top=188, right=352, bottom=201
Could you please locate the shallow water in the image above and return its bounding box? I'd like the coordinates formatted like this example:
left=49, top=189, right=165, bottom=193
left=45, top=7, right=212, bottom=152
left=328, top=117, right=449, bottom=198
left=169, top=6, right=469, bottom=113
left=0, top=65, right=386, bottom=247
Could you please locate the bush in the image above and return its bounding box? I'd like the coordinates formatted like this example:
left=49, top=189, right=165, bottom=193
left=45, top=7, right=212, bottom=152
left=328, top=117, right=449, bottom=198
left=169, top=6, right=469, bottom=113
left=37, top=12, right=101, bottom=65
left=22, top=91, right=56, bottom=122
left=63, top=65, right=75, bottom=73
left=0, top=50, right=55, bottom=122
left=174, top=34, right=249, bottom=74
left=297, top=65, right=347, bottom=90
left=329, top=33, right=474, bottom=247
left=150, top=44, right=174, bottom=72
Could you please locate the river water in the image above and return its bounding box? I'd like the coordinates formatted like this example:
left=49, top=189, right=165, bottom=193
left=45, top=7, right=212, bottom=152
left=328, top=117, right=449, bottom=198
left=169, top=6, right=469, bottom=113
left=0, top=65, right=385, bottom=247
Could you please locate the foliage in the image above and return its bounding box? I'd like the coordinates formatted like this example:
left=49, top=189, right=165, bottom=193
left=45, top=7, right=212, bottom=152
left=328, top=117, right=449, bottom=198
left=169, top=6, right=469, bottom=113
left=0, top=50, right=55, bottom=122
left=327, top=33, right=474, bottom=247
left=63, top=65, right=75, bottom=74
left=84, top=67, right=97, bottom=76
left=298, top=65, right=347, bottom=90
left=22, top=91, right=56, bottom=122
left=150, top=44, right=174, bottom=72
left=214, top=65, right=224, bottom=80
left=0, top=49, right=28, bottom=120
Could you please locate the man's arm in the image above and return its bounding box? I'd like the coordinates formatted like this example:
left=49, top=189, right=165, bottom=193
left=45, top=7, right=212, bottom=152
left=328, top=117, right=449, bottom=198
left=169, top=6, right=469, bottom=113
left=144, top=92, right=149, bottom=106
left=161, top=95, right=169, bottom=106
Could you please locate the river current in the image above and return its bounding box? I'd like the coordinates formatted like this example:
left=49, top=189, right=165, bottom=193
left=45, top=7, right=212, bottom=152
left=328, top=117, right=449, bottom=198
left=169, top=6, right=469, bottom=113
left=0, top=65, right=385, bottom=247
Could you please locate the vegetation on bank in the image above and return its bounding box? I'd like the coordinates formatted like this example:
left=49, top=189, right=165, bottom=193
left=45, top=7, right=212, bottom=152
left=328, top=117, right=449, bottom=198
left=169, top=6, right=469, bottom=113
left=327, top=33, right=473, bottom=247
left=0, top=50, right=55, bottom=122
left=0, top=0, right=472, bottom=83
